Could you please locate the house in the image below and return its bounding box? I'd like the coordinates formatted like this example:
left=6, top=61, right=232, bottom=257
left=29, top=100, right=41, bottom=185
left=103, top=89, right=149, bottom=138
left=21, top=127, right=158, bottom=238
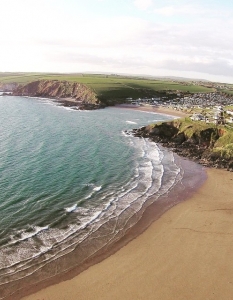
left=190, top=114, right=204, bottom=121
left=226, top=110, right=233, bottom=116
left=226, top=117, right=233, bottom=123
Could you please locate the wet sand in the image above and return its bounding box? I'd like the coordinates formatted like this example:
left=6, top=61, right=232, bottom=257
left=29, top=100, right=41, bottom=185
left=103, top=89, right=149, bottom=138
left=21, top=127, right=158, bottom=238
left=7, top=153, right=205, bottom=300
left=21, top=167, right=233, bottom=300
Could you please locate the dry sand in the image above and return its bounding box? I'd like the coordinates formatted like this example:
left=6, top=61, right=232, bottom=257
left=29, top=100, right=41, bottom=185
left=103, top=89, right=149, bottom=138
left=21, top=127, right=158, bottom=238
left=22, top=168, right=233, bottom=300
left=116, top=104, right=189, bottom=118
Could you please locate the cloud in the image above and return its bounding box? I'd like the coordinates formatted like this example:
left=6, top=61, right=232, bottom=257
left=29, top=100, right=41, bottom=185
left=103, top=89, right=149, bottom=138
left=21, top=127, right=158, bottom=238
left=0, top=0, right=233, bottom=82
left=32, top=16, right=148, bottom=49
left=4, top=13, right=233, bottom=82
left=153, top=5, right=196, bottom=16
left=151, top=58, right=233, bottom=78
left=152, top=2, right=232, bottom=20
left=134, top=0, right=153, bottom=10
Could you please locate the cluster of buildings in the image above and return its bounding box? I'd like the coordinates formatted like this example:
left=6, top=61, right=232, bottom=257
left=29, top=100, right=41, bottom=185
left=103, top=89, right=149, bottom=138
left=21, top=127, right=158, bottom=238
left=126, top=97, right=161, bottom=106
left=126, top=92, right=233, bottom=125
left=177, top=92, right=233, bottom=108
left=172, top=93, right=233, bottom=124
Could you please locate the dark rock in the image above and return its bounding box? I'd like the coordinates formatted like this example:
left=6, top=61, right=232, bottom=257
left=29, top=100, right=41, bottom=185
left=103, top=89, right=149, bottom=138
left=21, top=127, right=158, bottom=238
left=2, top=92, right=12, bottom=96
left=149, top=123, right=179, bottom=139
left=171, top=132, right=186, bottom=144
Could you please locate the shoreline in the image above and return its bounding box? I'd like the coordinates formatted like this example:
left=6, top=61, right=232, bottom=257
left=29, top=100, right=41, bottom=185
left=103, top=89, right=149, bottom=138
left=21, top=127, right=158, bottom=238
left=7, top=154, right=206, bottom=300
left=3, top=103, right=227, bottom=300
left=24, top=169, right=233, bottom=300
left=115, top=104, right=189, bottom=118
left=21, top=167, right=233, bottom=300
left=3, top=104, right=203, bottom=300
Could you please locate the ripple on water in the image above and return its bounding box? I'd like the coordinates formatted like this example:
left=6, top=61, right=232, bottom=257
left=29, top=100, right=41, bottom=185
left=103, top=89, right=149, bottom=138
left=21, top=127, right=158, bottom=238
left=0, top=97, right=202, bottom=299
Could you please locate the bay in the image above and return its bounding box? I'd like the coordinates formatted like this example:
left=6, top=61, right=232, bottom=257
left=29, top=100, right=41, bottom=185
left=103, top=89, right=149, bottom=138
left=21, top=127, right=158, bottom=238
left=0, top=96, right=188, bottom=299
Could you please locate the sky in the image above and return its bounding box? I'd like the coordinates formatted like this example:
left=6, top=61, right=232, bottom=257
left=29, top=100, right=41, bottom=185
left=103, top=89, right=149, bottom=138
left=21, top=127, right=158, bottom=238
left=0, top=0, right=233, bottom=83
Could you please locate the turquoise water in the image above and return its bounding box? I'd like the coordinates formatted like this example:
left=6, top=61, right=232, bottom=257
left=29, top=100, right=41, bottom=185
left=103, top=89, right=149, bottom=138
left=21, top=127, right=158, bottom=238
left=0, top=96, right=192, bottom=298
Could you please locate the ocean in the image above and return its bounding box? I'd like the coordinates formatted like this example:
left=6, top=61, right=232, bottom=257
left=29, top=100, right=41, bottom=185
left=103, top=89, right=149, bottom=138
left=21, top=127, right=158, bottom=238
left=0, top=96, right=205, bottom=299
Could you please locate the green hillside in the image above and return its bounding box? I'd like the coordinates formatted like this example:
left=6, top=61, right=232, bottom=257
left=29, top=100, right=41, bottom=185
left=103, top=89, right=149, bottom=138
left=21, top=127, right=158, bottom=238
left=0, top=73, right=214, bottom=103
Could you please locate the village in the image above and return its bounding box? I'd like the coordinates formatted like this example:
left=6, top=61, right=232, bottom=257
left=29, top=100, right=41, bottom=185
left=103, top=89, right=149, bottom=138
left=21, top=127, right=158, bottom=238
left=127, top=91, right=233, bottom=125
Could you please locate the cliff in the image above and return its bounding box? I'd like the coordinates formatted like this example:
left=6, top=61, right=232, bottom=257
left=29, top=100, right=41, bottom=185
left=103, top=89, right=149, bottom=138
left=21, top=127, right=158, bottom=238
left=12, top=80, right=101, bottom=109
left=131, top=118, right=233, bottom=171
left=0, top=82, right=18, bottom=92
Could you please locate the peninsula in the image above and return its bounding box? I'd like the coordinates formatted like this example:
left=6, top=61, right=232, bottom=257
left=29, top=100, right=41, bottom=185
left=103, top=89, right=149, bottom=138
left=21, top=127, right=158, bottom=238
left=12, top=80, right=101, bottom=110
left=132, top=118, right=233, bottom=170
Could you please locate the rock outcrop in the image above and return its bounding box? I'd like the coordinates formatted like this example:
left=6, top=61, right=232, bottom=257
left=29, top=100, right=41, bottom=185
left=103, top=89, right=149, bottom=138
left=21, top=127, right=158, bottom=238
left=12, top=80, right=101, bottom=109
left=0, top=82, right=18, bottom=92
left=131, top=118, right=233, bottom=171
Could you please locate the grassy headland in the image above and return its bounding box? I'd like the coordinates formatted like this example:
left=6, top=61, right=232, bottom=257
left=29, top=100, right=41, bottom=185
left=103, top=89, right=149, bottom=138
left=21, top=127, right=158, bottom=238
left=133, top=117, right=233, bottom=169
left=0, top=72, right=215, bottom=105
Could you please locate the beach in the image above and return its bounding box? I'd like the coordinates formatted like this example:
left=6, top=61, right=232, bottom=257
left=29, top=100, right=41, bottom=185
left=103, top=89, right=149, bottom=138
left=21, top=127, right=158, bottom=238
left=3, top=103, right=232, bottom=300
left=21, top=167, right=233, bottom=300
left=116, top=104, right=189, bottom=118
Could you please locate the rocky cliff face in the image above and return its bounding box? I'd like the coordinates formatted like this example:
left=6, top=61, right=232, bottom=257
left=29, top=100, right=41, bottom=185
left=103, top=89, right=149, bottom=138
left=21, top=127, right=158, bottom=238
left=12, top=80, right=100, bottom=109
left=131, top=119, right=233, bottom=171
left=0, top=82, right=18, bottom=92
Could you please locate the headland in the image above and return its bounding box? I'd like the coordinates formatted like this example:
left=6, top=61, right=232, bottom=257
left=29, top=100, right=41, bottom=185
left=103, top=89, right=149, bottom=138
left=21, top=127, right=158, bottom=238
left=11, top=80, right=102, bottom=110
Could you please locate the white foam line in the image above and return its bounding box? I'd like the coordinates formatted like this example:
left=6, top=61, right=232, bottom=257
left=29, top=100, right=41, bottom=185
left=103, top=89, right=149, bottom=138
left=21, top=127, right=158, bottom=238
left=126, top=120, right=137, bottom=124
left=65, top=203, right=77, bottom=213
left=0, top=134, right=185, bottom=291
left=8, top=226, right=49, bottom=246
left=93, top=185, right=102, bottom=192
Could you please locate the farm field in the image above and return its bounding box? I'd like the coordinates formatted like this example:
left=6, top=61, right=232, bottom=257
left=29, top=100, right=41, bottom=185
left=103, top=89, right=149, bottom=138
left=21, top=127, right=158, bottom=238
left=223, top=89, right=233, bottom=95
left=0, top=72, right=215, bottom=101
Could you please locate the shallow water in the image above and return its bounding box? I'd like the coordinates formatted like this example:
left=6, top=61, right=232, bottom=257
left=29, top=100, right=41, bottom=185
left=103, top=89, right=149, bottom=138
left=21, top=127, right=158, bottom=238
left=0, top=96, right=204, bottom=299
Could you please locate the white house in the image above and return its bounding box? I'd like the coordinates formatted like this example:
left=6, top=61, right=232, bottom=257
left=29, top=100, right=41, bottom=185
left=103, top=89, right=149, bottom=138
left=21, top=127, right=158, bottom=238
left=190, top=114, right=204, bottom=121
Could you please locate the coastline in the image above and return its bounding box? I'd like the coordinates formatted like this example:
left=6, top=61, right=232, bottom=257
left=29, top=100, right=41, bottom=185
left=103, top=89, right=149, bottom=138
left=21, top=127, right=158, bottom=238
left=4, top=103, right=230, bottom=300
left=21, top=167, right=233, bottom=300
left=4, top=149, right=206, bottom=300
left=115, top=104, right=189, bottom=118
left=7, top=153, right=206, bottom=300
left=4, top=104, right=205, bottom=300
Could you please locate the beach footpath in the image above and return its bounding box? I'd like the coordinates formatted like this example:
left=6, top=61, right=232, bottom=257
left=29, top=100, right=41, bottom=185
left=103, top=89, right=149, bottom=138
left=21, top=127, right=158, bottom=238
left=22, top=168, right=233, bottom=300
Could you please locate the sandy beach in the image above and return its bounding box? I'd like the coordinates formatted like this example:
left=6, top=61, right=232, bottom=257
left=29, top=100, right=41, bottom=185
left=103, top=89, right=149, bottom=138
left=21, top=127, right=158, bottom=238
left=19, top=106, right=233, bottom=300
left=20, top=167, right=233, bottom=300
left=115, top=104, right=189, bottom=118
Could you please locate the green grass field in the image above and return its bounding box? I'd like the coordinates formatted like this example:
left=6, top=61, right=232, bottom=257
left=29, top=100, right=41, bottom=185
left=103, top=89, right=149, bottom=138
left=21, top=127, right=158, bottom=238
left=223, top=89, right=233, bottom=95
left=0, top=72, right=215, bottom=101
